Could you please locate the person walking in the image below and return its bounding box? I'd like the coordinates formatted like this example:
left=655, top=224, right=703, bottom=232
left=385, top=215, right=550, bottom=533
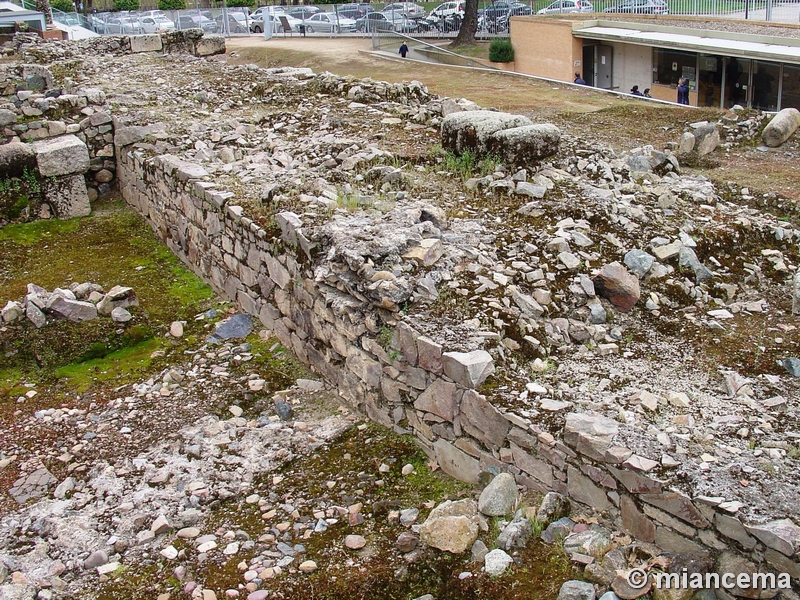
left=399, top=42, right=409, bottom=58
left=677, top=77, right=690, bottom=105
left=574, top=72, right=586, bottom=85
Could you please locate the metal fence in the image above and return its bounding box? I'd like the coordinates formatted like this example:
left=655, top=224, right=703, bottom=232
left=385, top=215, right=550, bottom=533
left=49, top=0, right=800, bottom=39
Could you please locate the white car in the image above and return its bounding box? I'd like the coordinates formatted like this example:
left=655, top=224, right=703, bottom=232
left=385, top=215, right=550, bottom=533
left=139, top=15, right=175, bottom=32
left=429, top=1, right=464, bottom=19
left=537, top=0, right=594, bottom=13
left=252, top=5, right=286, bottom=19
left=302, top=12, right=357, bottom=32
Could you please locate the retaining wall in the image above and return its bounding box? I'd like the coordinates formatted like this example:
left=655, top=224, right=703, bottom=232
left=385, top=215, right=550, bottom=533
left=115, top=133, right=800, bottom=584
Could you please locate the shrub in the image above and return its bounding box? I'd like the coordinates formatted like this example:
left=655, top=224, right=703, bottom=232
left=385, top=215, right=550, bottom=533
left=489, top=38, right=514, bottom=63
left=51, top=0, right=76, bottom=12
left=114, top=0, right=139, bottom=10
left=157, top=0, right=185, bottom=9
left=225, top=0, right=254, bottom=6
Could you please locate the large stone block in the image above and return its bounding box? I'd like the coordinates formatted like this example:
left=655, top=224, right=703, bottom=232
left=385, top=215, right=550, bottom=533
left=485, top=124, right=561, bottom=165
left=195, top=34, right=226, bottom=57
left=567, top=465, right=611, bottom=512
left=441, top=110, right=532, bottom=156
left=42, top=174, right=91, bottom=218
left=620, top=494, right=656, bottom=543
left=563, top=412, right=618, bottom=461
left=433, top=438, right=480, bottom=484
left=746, top=518, right=800, bottom=557
left=32, top=134, right=90, bottom=177
left=130, top=34, right=162, bottom=53
left=640, top=491, right=709, bottom=529
left=442, top=350, right=494, bottom=388
left=460, top=389, right=509, bottom=448
left=0, top=141, right=35, bottom=178
left=762, top=107, right=800, bottom=148
left=414, top=378, right=458, bottom=422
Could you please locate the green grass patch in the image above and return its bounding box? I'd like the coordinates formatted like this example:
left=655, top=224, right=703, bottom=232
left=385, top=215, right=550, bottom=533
left=0, top=217, right=82, bottom=245
left=0, top=197, right=216, bottom=391
left=53, top=337, right=161, bottom=392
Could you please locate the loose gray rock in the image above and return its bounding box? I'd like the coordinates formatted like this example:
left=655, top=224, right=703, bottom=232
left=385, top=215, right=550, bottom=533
left=496, top=514, right=532, bottom=551
left=542, top=517, right=575, bottom=543
left=563, top=528, right=612, bottom=559
left=483, top=548, right=513, bottom=576
left=478, top=473, right=518, bottom=517
left=207, top=313, right=253, bottom=344
left=537, top=492, right=570, bottom=526
left=693, top=123, right=720, bottom=156
left=486, top=123, right=561, bottom=165
left=781, top=358, right=800, bottom=377
left=557, top=580, right=596, bottom=600
left=83, top=550, right=108, bottom=569
left=471, top=539, right=488, bottom=563
left=623, top=249, right=654, bottom=279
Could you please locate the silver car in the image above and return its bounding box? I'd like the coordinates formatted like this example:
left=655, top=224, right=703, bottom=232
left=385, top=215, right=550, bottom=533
left=105, top=16, right=143, bottom=34
left=303, top=12, right=357, bottom=33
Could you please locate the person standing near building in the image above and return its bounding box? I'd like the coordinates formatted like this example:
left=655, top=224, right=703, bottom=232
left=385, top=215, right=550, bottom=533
left=630, top=85, right=644, bottom=96
left=677, top=77, right=690, bottom=105
left=574, top=72, right=586, bottom=85
left=399, top=42, right=409, bottom=58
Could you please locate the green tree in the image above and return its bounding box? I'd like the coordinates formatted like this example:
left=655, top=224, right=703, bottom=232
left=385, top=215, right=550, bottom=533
left=114, top=0, right=138, bottom=10
left=157, top=0, right=184, bottom=9
left=225, top=0, right=254, bottom=6
left=51, top=0, right=75, bottom=12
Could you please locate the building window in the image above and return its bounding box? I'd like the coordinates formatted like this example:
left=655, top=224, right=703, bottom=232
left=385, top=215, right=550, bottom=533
left=653, top=48, right=696, bottom=89
left=782, top=64, right=800, bottom=111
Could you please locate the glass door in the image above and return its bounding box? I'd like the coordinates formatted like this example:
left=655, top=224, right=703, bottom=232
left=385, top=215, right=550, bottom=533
left=698, top=54, right=722, bottom=108
left=752, top=61, right=781, bottom=111
left=723, top=57, right=749, bottom=109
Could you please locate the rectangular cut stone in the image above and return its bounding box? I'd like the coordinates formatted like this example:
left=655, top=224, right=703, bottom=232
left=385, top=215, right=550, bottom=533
left=345, top=348, right=382, bottom=389
left=442, top=350, right=494, bottom=388
left=265, top=254, right=290, bottom=290
left=563, top=412, right=618, bottom=462
left=195, top=35, right=226, bottom=57
left=567, top=465, right=611, bottom=512
left=417, top=336, right=442, bottom=374
left=655, top=527, right=710, bottom=560
left=32, top=134, right=90, bottom=176
left=746, top=519, right=800, bottom=557
left=608, top=466, right=663, bottom=494
left=620, top=494, right=656, bottom=543
left=433, top=439, right=480, bottom=484
left=640, top=491, right=710, bottom=529
left=396, top=322, right=419, bottom=366
left=130, top=34, right=163, bottom=53
left=459, top=389, right=509, bottom=449
left=43, top=174, right=90, bottom=218
left=414, top=379, right=458, bottom=422
left=715, top=513, right=756, bottom=550
left=511, top=443, right=553, bottom=487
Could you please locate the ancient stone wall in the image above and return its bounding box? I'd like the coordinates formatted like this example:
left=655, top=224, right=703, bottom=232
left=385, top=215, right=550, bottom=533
left=115, top=134, right=800, bottom=584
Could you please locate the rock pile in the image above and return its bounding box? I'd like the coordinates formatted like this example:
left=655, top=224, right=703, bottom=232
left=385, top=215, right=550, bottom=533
left=2, top=283, right=138, bottom=327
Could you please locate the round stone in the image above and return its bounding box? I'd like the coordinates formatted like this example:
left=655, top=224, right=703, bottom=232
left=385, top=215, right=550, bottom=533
left=344, top=534, right=366, bottom=550
left=298, top=560, right=317, bottom=573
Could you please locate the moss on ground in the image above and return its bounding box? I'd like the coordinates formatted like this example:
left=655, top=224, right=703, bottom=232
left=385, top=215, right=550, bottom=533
left=0, top=196, right=216, bottom=394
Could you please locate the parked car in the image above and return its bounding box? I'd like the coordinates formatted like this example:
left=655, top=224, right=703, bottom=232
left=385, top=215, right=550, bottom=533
left=480, top=1, right=531, bottom=31
left=216, top=11, right=250, bottom=33
left=139, top=15, right=175, bottom=32
left=105, top=16, right=143, bottom=34
left=429, top=1, right=464, bottom=19
left=355, top=11, right=418, bottom=31
left=302, top=12, right=357, bottom=32
left=252, top=12, right=303, bottom=33
left=382, top=2, right=427, bottom=18
left=288, top=6, right=324, bottom=20
left=177, top=14, right=218, bottom=32
left=603, top=0, right=667, bottom=12
left=537, top=0, right=593, bottom=13
left=337, top=3, right=373, bottom=19
left=252, top=5, right=286, bottom=19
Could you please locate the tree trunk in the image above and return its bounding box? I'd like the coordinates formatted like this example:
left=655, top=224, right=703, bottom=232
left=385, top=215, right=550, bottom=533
left=36, top=0, right=53, bottom=25
left=450, top=0, right=477, bottom=47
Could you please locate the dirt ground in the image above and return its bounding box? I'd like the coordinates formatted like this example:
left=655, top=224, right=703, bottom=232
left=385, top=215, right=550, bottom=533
left=226, top=35, right=800, bottom=202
